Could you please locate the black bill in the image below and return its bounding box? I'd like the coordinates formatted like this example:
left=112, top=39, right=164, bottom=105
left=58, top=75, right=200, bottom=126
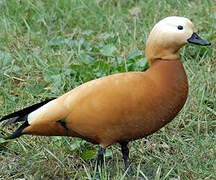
left=187, top=32, right=211, bottom=46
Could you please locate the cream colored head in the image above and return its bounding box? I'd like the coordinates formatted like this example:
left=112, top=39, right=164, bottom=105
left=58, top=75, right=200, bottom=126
left=145, top=16, right=210, bottom=63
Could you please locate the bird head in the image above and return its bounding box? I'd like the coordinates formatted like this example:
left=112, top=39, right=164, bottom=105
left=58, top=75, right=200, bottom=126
left=145, top=16, right=211, bottom=63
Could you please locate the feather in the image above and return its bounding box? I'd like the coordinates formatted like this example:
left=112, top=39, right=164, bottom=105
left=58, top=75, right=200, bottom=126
left=0, top=98, right=55, bottom=123
left=1, top=98, right=55, bottom=139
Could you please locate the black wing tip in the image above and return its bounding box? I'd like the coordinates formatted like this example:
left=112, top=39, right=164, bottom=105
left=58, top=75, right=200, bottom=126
left=0, top=115, right=12, bottom=122
left=1, top=98, right=56, bottom=123
left=1, top=98, right=56, bottom=139
left=5, top=120, right=29, bottom=140
left=0, top=111, right=22, bottom=122
left=2, top=118, right=18, bottom=127
left=3, top=115, right=28, bottom=127
left=5, top=133, right=22, bottom=140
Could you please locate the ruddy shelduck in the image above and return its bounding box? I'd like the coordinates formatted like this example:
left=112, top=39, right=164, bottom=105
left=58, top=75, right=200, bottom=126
left=0, top=16, right=211, bottom=173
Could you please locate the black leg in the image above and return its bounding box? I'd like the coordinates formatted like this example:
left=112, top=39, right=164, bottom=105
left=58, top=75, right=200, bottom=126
left=94, top=146, right=106, bottom=179
left=96, top=146, right=106, bottom=172
left=120, top=141, right=133, bottom=175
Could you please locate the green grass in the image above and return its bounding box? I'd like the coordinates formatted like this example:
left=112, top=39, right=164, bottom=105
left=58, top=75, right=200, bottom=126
left=0, top=0, right=215, bottom=179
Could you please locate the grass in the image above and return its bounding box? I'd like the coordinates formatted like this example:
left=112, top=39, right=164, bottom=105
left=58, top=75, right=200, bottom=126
left=0, top=0, right=215, bottom=179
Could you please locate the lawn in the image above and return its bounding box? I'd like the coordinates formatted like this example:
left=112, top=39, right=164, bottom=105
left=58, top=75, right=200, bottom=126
left=0, top=0, right=215, bottom=179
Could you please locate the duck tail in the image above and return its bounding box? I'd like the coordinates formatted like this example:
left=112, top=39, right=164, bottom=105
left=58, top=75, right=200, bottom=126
left=1, top=98, right=55, bottom=139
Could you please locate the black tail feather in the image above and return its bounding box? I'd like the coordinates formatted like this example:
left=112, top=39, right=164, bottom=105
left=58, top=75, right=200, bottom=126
left=1, top=98, right=56, bottom=139
left=0, top=98, right=55, bottom=122
left=5, top=120, right=29, bottom=139
left=3, top=116, right=26, bottom=127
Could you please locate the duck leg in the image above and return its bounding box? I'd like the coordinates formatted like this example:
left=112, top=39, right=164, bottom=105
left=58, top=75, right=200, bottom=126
left=96, top=146, right=106, bottom=172
left=94, top=146, right=106, bottom=179
left=120, top=141, right=133, bottom=175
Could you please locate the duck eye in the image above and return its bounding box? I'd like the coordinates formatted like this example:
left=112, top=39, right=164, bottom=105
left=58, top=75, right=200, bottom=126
left=177, top=25, right=183, bottom=30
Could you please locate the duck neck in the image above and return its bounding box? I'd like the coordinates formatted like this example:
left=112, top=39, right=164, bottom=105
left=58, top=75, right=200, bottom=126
left=145, top=38, right=182, bottom=64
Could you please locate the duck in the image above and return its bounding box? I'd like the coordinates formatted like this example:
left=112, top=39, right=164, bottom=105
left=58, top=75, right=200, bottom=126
left=0, top=16, right=211, bottom=174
